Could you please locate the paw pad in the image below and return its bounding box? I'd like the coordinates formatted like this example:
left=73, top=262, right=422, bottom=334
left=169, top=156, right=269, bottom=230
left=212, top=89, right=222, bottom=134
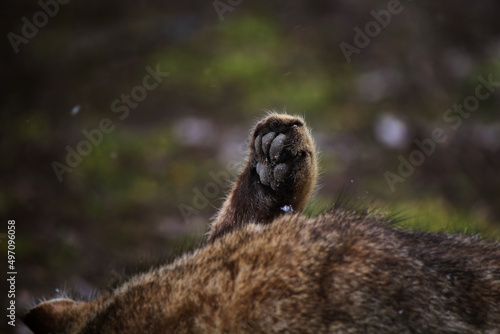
left=253, top=119, right=304, bottom=190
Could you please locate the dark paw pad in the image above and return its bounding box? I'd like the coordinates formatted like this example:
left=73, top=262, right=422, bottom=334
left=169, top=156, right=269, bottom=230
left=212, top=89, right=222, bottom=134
left=252, top=117, right=305, bottom=191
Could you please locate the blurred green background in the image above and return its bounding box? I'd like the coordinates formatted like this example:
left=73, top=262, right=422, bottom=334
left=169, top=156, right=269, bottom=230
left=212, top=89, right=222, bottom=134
left=3, top=1, right=500, bottom=332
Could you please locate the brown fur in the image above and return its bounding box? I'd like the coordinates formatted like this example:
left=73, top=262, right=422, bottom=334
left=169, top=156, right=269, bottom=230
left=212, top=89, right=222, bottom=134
left=23, top=114, right=500, bottom=334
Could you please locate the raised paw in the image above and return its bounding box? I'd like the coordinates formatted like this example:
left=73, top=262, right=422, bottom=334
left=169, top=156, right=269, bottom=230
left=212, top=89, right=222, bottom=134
left=208, top=113, right=318, bottom=242
left=252, top=116, right=308, bottom=191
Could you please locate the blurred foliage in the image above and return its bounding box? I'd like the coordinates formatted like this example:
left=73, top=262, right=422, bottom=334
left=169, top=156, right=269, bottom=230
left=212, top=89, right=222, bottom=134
left=153, top=15, right=348, bottom=115
left=2, top=1, right=500, bottom=332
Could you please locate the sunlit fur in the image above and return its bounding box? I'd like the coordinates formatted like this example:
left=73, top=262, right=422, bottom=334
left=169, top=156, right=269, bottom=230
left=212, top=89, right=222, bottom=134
left=23, top=114, right=500, bottom=334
